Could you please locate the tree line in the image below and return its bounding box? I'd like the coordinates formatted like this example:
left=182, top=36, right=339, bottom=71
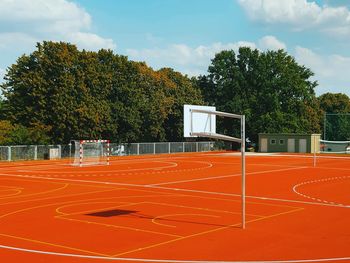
left=0, top=41, right=349, bottom=145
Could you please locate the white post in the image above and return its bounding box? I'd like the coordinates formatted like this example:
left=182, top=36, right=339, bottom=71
left=313, top=135, right=316, bottom=167
left=153, top=143, right=156, bottom=154
left=183, top=142, right=185, bottom=152
left=79, top=141, right=83, bottom=167
left=137, top=143, right=139, bottom=155
left=7, top=146, right=11, bottom=161
left=34, top=145, right=38, bottom=160
left=241, top=115, right=246, bottom=229
left=168, top=142, right=171, bottom=153
left=69, top=142, right=72, bottom=159
left=58, top=145, right=62, bottom=159
left=196, top=142, right=198, bottom=152
left=107, top=140, right=110, bottom=165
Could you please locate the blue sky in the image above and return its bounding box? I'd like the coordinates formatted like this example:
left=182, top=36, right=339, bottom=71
left=1, top=0, right=350, bottom=96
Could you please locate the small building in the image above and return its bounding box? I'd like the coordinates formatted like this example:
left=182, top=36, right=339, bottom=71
left=258, top=133, right=321, bottom=153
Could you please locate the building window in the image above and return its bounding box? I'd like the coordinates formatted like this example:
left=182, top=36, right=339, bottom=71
left=279, top=139, right=285, bottom=145
left=270, top=139, right=276, bottom=145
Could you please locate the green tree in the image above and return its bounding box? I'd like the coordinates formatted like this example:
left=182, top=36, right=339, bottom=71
left=0, top=120, right=50, bottom=145
left=318, top=93, right=350, bottom=113
left=1, top=41, right=204, bottom=144
left=0, top=120, right=15, bottom=145
left=158, top=68, right=203, bottom=141
left=197, top=47, right=321, bottom=144
left=319, top=93, right=350, bottom=140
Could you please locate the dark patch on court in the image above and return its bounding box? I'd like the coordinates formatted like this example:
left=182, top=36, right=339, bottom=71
left=86, top=209, right=137, bottom=217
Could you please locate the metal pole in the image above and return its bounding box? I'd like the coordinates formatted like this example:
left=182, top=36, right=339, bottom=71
left=69, top=142, right=72, bottom=160
left=323, top=114, right=326, bottom=140
left=107, top=140, right=110, bottom=165
left=7, top=146, right=11, bottom=162
left=79, top=141, right=83, bottom=167
left=241, top=115, right=246, bottom=229
left=34, top=145, right=37, bottom=160
left=313, top=135, right=316, bottom=167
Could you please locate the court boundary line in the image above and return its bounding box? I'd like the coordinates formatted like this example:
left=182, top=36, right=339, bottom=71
left=0, top=233, right=110, bottom=257
left=149, top=166, right=307, bottom=186
left=18, top=161, right=180, bottom=174
left=1, top=172, right=349, bottom=209
left=1, top=241, right=349, bottom=262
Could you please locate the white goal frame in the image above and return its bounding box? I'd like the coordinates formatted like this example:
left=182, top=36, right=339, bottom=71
left=72, top=140, right=110, bottom=167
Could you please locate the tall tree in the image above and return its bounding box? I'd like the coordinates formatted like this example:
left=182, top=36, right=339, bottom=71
left=197, top=47, right=321, bottom=143
left=1, top=41, right=204, bottom=144
left=319, top=93, right=350, bottom=140
left=158, top=68, right=203, bottom=141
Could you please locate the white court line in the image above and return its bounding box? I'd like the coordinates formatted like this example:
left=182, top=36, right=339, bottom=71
left=18, top=160, right=213, bottom=174
left=0, top=157, right=349, bottom=262
left=0, top=244, right=349, bottom=263
left=148, top=185, right=350, bottom=209
left=149, top=166, right=308, bottom=186
left=18, top=161, right=179, bottom=174
left=292, top=176, right=350, bottom=207
left=0, top=173, right=348, bottom=209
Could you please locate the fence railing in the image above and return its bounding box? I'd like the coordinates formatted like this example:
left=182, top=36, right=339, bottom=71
left=0, top=141, right=216, bottom=162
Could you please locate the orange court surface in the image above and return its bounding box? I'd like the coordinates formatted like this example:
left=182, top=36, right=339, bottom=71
left=0, top=152, right=349, bottom=263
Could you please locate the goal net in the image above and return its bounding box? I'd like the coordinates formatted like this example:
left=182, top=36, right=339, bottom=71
left=72, top=140, right=110, bottom=167
left=320, top=140, right=350, bottom=154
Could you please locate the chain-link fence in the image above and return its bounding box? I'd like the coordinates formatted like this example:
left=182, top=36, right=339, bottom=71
left=0, top=141, right=218, bottom=162
left=109, top=142, right=215, bottom=156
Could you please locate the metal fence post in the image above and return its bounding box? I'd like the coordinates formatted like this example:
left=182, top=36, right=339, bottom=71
left=69, top=143, right=72, bottom=159
left=7, top=146, right=11, bottom=161
left=58, top=145, right=62, bottom=159
left=34, top=145, right=38, bottom=160
left=137, top=143, right=139, bottom=155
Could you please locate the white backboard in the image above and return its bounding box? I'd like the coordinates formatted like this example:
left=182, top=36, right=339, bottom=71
left=183, top=104, right=216, bottom=137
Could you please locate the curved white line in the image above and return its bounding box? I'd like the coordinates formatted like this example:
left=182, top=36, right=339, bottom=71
left=1, top=173, right=349, bottom=209
left=0, top=244, right=349, bottom=263
left=18, top=161, right=179, bottom=174
left=293, top=176, right=350, bottom=207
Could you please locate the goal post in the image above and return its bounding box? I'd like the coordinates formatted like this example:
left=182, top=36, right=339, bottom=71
left=71, top=140, right=110, bottom=167
left=183, top=105, right=246, bottom=229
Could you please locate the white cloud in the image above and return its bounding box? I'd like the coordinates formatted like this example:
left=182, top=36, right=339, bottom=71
left=0, top=33, right=39, bottom=49
left=0, top=0, right=91, bottom=32
left=258, top=35, right=286, bottom=50
left=0, top=0, right=116, bottom=54
left=126, top=36, right=286, bottom=76
left=65, top=32, right=116, bottom=51
left=127, top=37, right=350, bottom=96
left=295, top=46, right=350, bottom=95
left=127, top=41, right=258, bottom=76
left=238, top=0, right=350, bottom=36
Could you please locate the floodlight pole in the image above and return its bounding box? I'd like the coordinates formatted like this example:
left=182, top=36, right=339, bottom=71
left=241, top=115, right=246, bottom=229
